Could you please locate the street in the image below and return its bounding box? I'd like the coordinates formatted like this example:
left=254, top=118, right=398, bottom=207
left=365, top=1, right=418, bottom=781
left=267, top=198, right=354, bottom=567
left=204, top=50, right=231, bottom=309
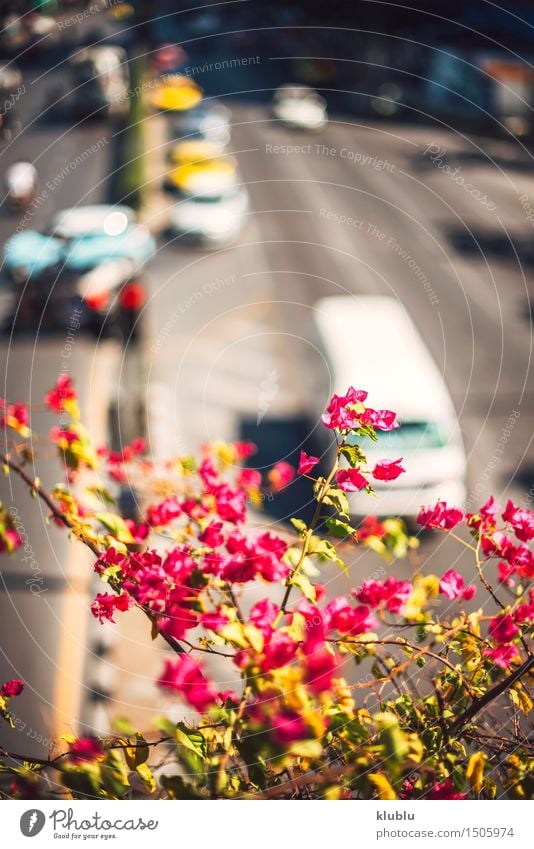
left=0, top=19, right=533, bottom=741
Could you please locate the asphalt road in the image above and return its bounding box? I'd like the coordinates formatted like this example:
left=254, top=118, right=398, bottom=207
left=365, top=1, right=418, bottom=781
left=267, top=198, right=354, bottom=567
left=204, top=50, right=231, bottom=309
left=145, top=106, right=533, bottom=514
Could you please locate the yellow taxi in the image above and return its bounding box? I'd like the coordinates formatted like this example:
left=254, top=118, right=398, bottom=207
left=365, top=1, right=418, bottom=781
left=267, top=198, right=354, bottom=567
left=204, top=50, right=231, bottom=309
left=150, top=75, right=203, bottom=112
left=166, top=141, right=237, bottom=194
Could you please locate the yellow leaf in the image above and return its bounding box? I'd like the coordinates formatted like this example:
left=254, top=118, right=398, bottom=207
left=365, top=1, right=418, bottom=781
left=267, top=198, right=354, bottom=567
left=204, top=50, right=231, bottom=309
left=136, top=762, right=156, bottom=794
left=243, top=624, right=264, bottom=653
left=465, top=752, right=487, bottom=794
left=368, top=773, right=397, bottom=800
left=220, top=623, right=248, bottom=648
left=509, top=684, right=533, bottom=715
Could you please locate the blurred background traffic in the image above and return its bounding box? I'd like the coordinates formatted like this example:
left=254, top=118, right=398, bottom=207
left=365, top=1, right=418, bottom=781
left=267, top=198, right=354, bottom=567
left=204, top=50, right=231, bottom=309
left=0, top=0, right=533, bottom=751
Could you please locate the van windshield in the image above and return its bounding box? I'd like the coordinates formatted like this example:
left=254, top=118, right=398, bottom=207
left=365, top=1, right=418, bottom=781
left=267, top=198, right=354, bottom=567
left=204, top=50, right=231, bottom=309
left=350, top=421, right=446, bottom=451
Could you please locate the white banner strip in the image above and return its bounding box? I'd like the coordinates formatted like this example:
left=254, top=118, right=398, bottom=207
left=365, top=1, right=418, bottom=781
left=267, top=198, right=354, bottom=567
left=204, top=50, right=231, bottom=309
left=2, top=800, right=532, bottom=848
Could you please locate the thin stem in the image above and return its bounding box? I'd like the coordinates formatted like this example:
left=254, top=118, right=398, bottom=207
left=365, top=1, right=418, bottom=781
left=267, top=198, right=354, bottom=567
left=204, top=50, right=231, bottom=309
left=450, top=654, right=534, bottom=734
left=278, top=440, right=342, bottom=616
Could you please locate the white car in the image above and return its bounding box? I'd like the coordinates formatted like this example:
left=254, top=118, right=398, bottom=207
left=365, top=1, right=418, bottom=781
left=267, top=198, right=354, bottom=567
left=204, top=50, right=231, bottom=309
left=169, top=185, right=249, bottom=246
left=314, top=296, right=467, bottom=519
left=170, top=101, right=231, bottom=150
left=46, top=205, right=136, bottom=239
left=273, top=84, right=327, bottom=131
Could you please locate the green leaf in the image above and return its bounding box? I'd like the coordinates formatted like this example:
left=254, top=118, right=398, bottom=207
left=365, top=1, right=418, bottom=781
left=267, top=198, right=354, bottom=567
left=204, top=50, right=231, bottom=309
left=175, top=722, right=206, bottom=759
left=290, top=571, right=316, bottom=602
left=290, top=518, right=308, bottom=537
left=355, top=424, right=378, bottom=442
left=289, top=739, right=322, bottom=759
left=113, top=717, right=136, bottom=736
left=341, top=444, right=367, bottom=467
left=325, top=517, right=355, bottom=539
left=321, top=487, right=350, bottom=518
left=310, top=537, right=348, bottom=573
left=95, top=512, right=135, bottom=544
left=87, top=485, right=116, bottom=506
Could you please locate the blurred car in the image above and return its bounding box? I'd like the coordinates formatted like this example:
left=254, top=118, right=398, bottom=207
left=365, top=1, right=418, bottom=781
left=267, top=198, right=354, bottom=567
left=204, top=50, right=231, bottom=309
left=168, top=184, right=249, bottom=246
left=0, top=64, right=22, bottom=92
left=0, top=12, right=59, bottom=56
left=2, top=259, right=145, bottom=339
left=273, top=84, right=327, bottom=130
left=69, top=46, right=129, bottom=119
left=4, top=161, right=38, bottom=210
left=150, top=74, right=203, bottom=112
left=4, top=205, right=156, bottom=282
left=169, top=100, right=231, bottom=149
left=166, top=140, right=238, bottom=196
left=314, top=296, right=467, bottom=519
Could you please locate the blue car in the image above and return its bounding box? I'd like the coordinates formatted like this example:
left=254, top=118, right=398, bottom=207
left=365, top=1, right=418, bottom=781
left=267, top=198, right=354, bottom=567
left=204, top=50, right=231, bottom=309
left=3, top=205, right=157, bottom=281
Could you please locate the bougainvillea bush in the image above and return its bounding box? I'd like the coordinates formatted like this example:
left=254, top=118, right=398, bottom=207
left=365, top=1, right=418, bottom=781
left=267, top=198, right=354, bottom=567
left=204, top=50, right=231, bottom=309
left=0, top=378, right=533, bottom=800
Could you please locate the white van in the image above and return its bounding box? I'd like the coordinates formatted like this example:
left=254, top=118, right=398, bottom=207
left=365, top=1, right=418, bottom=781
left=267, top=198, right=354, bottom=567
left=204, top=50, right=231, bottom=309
left=314, top=296, right=467, bottom=518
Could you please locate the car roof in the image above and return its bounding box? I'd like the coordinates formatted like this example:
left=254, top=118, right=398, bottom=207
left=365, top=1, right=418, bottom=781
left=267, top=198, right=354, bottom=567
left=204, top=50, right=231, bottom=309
left=314, top=295, right=456, bottom=421
left=48, top=205, right=136, bottom=238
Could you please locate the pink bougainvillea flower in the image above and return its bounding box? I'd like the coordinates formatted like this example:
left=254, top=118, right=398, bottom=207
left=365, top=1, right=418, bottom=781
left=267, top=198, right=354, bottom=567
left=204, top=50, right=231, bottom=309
left=488, top=613, right=519, bottom=644
left=439, top=569, right=477, bottom=602
left=146, top=496, right=182, bottom=527
left=353, top=577, right=412, bottom=614
left=201, top=610, right=229, bottom=632
left=480, top=531, right=514, bottom=559
left=514, top=602, right=534, bottom=624
left=427, top=779, right=467, bottom=800
left=212, top=483, right=248, bottom=523
left=321, top=387, right=368, bottom=431
left=417, top=501, right=464, bottom=530
left=372, top=458, right=405, bottom=481
left=44, top=374, right=77, bottom=414
left=157, top=656, right=218, bottom=713
left=90, top=593, right=116, bottom=624
left=124, top=519, right=150, bottom=544
left=220, top=530, right=289, bottom=584
left=272, top=711, right=310, bottom=744
left=359, top=407, right=398, bottom=431
left=234, top=441, right=256, bottom=459
left=336, top=468, right=368, bottom=492
left=0, top=398, right=30, bottom=436
left=236, top=468, right=262, bottom=489
left=502, top=499, right=534, bottom=542
left=68, top=737, right=104, bottom=764
left=261, top=631, right=299, bottom=672
left=268, top=461, right=295, bottom=491
left=249, top=598, right=280, bottom=635
left=303, top=637, right=337, bottom=693
left=355, top=515, right=386, bottom=541
left=0, top=527, right=22, bottom=554
left=506, top=544, right=534, bottom=580
left=90, top=592, right=131, bottom=624
left=94, top=546, right=127, bottom=576
left=199, top=521, right=225, bottom=548
left=497, top=561, right=515, bottom=587
left=1, top=679, right=24, bottom=697
left=297, top=450, right=320, bottom=475
left=325, top=597, right=377, bottom=635
left=484, top=643, right=520, bottom=669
